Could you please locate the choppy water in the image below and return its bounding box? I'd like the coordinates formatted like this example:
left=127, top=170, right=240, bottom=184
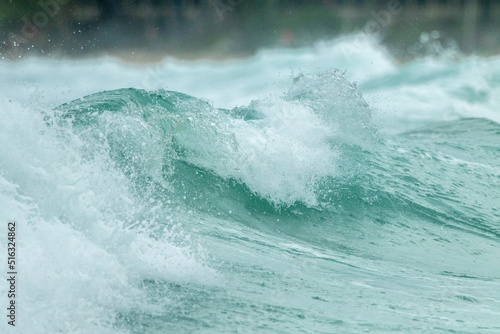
left=1, top=36, right=500, bottom=333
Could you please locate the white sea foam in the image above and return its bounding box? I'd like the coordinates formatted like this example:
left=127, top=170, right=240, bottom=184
left=176, top=96, right=338, bottom=206
left=0, top=98, right=219, bottom=334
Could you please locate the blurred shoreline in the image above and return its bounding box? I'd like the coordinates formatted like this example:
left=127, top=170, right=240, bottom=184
left=1, top=0, right=499, bottom=63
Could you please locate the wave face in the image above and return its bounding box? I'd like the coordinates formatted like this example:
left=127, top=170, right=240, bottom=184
left=1, top=38, right=500, bottom=333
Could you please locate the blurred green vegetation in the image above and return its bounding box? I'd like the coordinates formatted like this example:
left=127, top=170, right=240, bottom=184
left=0, top=0, right=499, bottom=60
left=0, top=1, right=38, bottom=28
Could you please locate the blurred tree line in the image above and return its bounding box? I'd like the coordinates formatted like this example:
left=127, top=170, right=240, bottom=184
left=0, top=0, right=498, bottom=60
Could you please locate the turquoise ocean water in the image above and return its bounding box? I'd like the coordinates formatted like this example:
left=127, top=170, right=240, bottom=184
left=1, top=36, right=499, bottom=333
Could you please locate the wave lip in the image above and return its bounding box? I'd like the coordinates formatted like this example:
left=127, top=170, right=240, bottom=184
left=57, top=70, right=373, bottom=207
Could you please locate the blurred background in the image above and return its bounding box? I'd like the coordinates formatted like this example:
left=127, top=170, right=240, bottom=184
left=0, top=0, right=499, bottom=62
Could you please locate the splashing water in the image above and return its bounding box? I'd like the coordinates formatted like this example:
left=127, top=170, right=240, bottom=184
left=1, top=37, right=500, bottom=333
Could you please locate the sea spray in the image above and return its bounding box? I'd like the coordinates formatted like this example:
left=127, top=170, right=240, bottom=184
left=0, top=96, right=220, bottom=334
left=1, top=39, right=499, bottom=333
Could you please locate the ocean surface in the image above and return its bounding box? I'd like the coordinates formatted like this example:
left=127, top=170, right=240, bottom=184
left=1, top=36, right=499, bottom=333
